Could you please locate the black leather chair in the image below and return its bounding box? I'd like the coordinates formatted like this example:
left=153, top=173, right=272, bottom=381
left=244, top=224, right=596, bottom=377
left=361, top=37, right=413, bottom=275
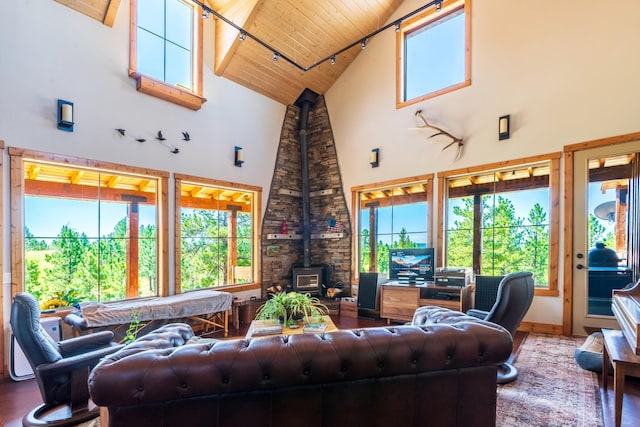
left=467, top=271, right=535, bottom=384
left=10, top=292, right=124, bottom=427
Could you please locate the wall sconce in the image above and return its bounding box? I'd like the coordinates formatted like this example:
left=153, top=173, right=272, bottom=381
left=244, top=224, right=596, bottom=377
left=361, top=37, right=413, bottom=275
left=369, top=148, right=379, bottom=168
left=234, top=146, right=244, bottom=167
left=57, top=99, right=74, bottom=132
left=498, top=114, right=511, bottom=140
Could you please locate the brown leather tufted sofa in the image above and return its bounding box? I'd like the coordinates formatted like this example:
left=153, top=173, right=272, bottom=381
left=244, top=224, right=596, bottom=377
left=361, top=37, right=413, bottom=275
left=89, top=312, right=512, bottom=427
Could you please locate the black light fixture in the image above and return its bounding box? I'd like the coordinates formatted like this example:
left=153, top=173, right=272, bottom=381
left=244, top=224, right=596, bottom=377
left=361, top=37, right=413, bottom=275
left=57, top=99, right=74, bottom=132
left=234, top=146, right=244, bottom=167
left=190, top=0, right=443, bottom=71
left=499, top=115, right=511, bottom=140
left=330, top=55, right=336, bottom=65
left=369, top=148, right=379, bottom=168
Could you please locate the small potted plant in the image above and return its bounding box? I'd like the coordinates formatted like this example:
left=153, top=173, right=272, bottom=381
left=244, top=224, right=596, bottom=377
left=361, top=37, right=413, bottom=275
left=255, top=291, right=328, bottom=327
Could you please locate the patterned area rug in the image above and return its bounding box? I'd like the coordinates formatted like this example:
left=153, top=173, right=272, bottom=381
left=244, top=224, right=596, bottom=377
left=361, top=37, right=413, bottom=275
left=497, top=333, right=604, bottom=426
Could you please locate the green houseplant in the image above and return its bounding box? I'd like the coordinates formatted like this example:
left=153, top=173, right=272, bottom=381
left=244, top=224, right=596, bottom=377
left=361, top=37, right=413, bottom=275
left=255, top=291, right=328, bottom=327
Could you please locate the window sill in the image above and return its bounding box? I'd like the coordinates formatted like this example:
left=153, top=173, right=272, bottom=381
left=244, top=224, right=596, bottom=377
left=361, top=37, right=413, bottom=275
left=130, top=73, right=207, bottom=111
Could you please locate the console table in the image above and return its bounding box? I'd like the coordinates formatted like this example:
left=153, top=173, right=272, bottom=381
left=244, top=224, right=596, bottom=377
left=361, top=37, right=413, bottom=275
left=380, top=282, right=472, bottom=324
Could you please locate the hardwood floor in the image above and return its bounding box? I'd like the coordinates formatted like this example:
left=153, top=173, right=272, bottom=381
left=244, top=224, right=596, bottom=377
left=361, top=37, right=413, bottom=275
left=1, top=315, right=639, bottom=427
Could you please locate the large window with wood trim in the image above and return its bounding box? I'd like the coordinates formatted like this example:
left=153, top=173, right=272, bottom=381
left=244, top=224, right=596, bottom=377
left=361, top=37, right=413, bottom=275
left=397, top=0, right=471, bottom=107
left=175, top=174, right=261, bottom=292
left=353, top=175, right=433, bottom=278
left=130, top=0, right=206, bottom=110
left=438, top=154, right=560, bottom=292
left=10, top=149, right=169, bottom=304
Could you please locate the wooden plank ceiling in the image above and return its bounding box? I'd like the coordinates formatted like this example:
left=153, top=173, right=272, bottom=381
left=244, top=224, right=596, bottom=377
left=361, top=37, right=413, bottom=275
left=55, top=0, right=404, bottom=105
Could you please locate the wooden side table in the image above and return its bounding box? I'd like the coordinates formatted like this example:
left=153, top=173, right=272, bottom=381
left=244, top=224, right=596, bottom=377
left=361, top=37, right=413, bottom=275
left=602, top=328, right=640, bottom=427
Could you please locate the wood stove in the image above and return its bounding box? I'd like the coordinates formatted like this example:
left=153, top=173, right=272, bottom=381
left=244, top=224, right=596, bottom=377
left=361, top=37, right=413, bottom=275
left=292, top=266, right=325, bottom=295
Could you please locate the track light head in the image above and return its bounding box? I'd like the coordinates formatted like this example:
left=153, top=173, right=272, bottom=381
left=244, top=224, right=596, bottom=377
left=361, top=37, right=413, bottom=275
left=330, top=55, right=336, bottom=65
left=239, top=31, right=246, bottom=41
left=395, top=22, right=401, bottom=32
left=436, top=1, right=442, bottom=12
left=202, top=10, right=209, bottom=19
left=272, top=52, right=280, bottom=61
left=361, top=38, right=368, bottom=49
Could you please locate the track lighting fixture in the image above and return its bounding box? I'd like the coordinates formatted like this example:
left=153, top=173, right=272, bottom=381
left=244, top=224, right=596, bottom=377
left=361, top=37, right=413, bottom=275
left=191, top=0, right=443, bottom=71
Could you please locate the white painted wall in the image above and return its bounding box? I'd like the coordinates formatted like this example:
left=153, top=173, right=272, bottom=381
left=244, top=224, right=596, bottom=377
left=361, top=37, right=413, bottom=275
left=0, top=2, right=284, bottom=347
left=326, top=0, right=640, bottom=327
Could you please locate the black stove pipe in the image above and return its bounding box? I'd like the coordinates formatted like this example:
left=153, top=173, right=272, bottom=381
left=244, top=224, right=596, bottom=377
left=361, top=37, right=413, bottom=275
left=294, top=89, right=318, bottom=268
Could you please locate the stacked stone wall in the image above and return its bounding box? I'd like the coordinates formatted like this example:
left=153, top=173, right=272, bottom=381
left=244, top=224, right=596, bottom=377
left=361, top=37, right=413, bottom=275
left=261, top=95, right=352, bottom=297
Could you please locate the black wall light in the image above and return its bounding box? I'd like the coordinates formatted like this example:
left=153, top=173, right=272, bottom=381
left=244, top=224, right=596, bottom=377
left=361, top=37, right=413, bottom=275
left=57, top=99, right=74, bottom=132
left=234, top=146, right=244, bottom=167
left=370, top=148, right=379, bottom=168
left=498, top=114, right=510, bottom=140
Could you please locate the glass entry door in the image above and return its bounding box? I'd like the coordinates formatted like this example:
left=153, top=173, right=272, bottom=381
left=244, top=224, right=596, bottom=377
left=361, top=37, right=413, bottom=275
left=572, top=141, right=640, bottom=335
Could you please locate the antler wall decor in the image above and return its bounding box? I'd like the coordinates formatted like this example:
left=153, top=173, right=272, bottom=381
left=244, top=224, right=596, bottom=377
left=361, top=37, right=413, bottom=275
left=413, top=109, right=464, bottom=162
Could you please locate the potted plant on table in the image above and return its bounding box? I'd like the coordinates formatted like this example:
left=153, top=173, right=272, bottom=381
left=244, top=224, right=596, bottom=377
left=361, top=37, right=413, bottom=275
left=255, top=291, right=328, bottom=327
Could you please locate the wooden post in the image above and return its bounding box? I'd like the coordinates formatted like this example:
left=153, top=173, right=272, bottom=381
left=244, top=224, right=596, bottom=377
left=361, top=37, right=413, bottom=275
left=365, top=202, right=380, bottom=272
left=122, top=195, right=147, bottom=298
left=228, top=206, right=241, bottom=283
left=473, top=194, right=483, bottom=275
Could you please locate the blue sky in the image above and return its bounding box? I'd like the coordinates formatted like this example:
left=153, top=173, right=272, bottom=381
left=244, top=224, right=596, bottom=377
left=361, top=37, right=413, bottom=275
left=25, top=197, right=157, bottom=240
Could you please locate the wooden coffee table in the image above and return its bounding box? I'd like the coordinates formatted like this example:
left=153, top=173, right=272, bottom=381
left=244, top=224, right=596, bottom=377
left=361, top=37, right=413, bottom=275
left=246, top=317, right=337, bottom=339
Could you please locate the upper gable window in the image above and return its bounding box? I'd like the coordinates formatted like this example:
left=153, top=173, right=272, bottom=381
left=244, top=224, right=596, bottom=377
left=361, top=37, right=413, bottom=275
left=130, top=0, right=206, bottom=110
left=397, top=0, right=471, bottom=108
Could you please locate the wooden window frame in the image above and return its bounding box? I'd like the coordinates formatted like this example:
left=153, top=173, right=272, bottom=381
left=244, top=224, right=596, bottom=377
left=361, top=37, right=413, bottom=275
left=9, top=148, right=170, bottom=300
left=351, top=174, right=434, bottom=283
left=396, top=0, right=471, bottom=109
left=174, top=173, right=262, bottom=293
left=129, top=0, right=206, bottom=110
left=437, top=153, right=561, bottom=296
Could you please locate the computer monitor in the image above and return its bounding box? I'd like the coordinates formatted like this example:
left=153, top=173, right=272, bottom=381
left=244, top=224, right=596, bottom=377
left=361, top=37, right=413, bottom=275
left=389, top=248, right=435, bottom=283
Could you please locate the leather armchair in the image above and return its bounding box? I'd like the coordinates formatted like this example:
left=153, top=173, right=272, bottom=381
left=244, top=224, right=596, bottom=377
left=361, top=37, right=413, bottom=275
left=10, top=292, right=123, bottom=427
left=466, top=271, right=535, bottom=383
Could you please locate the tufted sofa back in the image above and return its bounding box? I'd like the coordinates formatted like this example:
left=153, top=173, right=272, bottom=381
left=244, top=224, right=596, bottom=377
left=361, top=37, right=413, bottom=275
left=90, top=320, right=512, bottom=427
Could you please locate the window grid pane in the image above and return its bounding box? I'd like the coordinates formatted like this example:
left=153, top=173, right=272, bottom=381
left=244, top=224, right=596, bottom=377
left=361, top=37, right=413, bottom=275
left=24, top=163, right=159, bottom=303
left=179, top=183, right=255, bottom=290
left=445, top=165, right=552, bottom=287
left=404, top=9, right=465, bottom=101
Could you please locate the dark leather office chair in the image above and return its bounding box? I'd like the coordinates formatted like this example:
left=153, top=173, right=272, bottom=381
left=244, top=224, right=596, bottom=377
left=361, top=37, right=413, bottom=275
left=467, top=271, right=535, bottom=384
left=10, top=292, right=123, bottom=427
